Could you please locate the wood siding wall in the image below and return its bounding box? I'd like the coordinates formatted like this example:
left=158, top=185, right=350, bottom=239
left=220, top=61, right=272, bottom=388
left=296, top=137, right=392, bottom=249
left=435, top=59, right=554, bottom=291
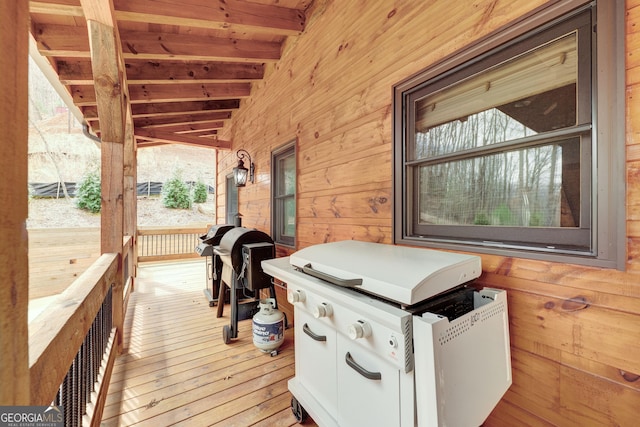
left=217, top=1, right=640, bottom=425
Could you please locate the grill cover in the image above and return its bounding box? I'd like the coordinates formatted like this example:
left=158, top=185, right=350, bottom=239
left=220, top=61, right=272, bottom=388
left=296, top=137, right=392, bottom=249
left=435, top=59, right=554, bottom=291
left=217, top=227, right=273, bottom=274
left=289, top=240, right=481, bottom=306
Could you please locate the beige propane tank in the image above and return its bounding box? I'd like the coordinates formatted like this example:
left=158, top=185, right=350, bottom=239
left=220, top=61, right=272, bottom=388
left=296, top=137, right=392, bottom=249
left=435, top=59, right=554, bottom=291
left=252, top=298, right=285, bottom=354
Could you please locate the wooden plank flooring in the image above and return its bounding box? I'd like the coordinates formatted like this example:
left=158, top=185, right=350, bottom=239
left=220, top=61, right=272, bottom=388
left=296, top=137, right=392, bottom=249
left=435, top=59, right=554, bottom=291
left=102, top=259, right=316, bottom=427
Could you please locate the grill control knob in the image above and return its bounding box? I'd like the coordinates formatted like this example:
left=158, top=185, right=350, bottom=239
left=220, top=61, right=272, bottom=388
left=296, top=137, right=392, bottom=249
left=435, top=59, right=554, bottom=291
left=388, top=335, right=398, bottom=349
left=313, top=302, right=333, bottom=318
left=348, top=320, right=372, bottom=340
left=287, top=289, right=306, bottom=304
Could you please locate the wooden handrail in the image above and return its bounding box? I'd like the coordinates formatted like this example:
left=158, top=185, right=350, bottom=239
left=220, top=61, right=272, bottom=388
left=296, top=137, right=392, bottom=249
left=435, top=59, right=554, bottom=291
left=137, top=225, right=208, bottom=235
left=137, top=225, right=207, bottom=262
left=29, top=253, right=118, bottom=405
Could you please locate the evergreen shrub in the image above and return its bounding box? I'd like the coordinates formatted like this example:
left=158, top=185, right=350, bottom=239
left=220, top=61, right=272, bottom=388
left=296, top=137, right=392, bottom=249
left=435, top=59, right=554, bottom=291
left=76, top=170, right=101, bottom=213
left=162, top=171, right=191, bottom=209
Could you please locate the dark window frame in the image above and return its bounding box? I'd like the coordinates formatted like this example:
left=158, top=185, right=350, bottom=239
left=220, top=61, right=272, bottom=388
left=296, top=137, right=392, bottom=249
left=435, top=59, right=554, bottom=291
left=271, top=140, right=296, bottom=247
left=225, top=173, right=238, bottom=225
left=393, top=0, right=625, bottom=269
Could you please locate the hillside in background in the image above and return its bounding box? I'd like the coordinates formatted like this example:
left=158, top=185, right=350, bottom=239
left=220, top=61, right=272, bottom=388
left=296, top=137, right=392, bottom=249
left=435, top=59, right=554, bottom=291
left=28, top=56, right=217, bottom=188
left=28, top=56, right=217, bottom=228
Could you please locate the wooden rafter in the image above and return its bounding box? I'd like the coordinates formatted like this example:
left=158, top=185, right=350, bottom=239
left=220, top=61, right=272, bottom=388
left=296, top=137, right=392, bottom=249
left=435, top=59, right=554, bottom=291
left=31, top=0, right=305, bottom=35
left=134, top=128, right=231, bottom=149
left=34, top=24, right=283, bottom=62
left=134, top=111, right=231, bottom=127
left=57, top=58, right=265, bottom=85
left=29, top=0, right=309, bottom=149
left=72, top=82, right=251, bottom=105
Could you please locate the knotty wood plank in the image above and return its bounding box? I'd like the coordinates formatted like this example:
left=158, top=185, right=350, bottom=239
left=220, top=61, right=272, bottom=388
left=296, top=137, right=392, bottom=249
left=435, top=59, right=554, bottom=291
left=134, top=128, right=231, bottom=150
left=129, top=100, right=240, bottom=117
left=135, top=111, right=231, bottom=127
left=122, top=60, right=265, bottom=84
left=113, top=0, right=305, bottom=35
left=133, top=372, right=294, bottom=426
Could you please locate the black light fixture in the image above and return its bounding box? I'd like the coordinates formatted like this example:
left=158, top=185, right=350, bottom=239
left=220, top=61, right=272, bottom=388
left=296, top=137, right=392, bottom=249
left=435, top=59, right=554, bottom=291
left=233, top=149, right=254, bottom=187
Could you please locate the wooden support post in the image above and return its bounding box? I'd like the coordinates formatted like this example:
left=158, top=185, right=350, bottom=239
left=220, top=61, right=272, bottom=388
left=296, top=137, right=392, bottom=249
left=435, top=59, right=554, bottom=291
left=86, top=16, right=126, bottom=353
left=0, top=0, right=30, bottom=405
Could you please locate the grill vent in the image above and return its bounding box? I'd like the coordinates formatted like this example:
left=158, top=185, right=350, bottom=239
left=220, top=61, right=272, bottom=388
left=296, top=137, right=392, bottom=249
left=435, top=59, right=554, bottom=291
left=403, top=318, right=413, bottom=371
left=437, top=301, right=505, bottom=346
left=482, top=301, right=505, bottom=322
left=438, top=317, right=471, bottom=345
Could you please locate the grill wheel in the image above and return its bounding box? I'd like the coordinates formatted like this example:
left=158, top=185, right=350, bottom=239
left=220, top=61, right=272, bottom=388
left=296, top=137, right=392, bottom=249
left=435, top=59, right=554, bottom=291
left=291, top=396, right=308, bottom=424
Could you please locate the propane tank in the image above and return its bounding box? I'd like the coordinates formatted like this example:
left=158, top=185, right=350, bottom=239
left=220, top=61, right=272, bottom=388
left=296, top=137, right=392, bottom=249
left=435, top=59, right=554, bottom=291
left=252, top=298, right=285, bottom=354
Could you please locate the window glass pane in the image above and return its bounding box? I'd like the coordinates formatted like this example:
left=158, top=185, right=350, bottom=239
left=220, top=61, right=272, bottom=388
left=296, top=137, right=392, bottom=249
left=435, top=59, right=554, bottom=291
left=272, top=143, right=295, bottom=246
left=278, top=154, right=295, bottom=196
left=283, top=197, right=296, bottom=237
left=417, top=137, right=580, bottom=228
left=414, top=34, right=577, bottom=159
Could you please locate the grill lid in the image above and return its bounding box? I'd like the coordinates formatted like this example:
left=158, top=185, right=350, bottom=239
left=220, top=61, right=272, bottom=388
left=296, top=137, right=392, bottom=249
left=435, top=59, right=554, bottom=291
left=216, top=227, right=273, bottom=273
left=289, top=240, right=481, bottom=306
left=200, top=224, right=235, bottom=245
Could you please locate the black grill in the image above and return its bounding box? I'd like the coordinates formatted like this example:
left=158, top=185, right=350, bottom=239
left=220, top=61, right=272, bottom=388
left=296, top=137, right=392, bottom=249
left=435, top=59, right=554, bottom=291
left=214, top=227, right=278, bottom=344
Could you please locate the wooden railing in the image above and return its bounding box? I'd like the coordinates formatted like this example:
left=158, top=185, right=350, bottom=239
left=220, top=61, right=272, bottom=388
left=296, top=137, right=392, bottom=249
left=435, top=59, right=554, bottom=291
left=26, top=226, right=203, bottom=424
left=137, top=225, right=206, bottom=262
left=29, top=253, right=119, bottom=427
left=28, top=234, right=133, bottom=427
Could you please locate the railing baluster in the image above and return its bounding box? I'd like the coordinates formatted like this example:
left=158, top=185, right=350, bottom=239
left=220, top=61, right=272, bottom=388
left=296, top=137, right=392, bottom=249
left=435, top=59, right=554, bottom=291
left=137, top=227, right=205, bottom=261
left=52, top=284, right=114, bottom=427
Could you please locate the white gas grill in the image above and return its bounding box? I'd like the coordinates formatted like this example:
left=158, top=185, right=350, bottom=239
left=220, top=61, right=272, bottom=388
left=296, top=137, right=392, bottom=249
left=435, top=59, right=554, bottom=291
left=262, top=240, right=511, bottom=427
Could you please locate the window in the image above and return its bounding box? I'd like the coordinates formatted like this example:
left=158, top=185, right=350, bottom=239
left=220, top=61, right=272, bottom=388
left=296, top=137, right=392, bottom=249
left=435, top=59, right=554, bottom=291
left=272, top=141, right=296, bottom=247
left=393, top=1, right=624, bottom=268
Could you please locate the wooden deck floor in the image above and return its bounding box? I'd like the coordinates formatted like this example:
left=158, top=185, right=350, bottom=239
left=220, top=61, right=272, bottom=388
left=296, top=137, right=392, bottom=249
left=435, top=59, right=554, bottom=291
left=102, top=259, right=315, bottom=427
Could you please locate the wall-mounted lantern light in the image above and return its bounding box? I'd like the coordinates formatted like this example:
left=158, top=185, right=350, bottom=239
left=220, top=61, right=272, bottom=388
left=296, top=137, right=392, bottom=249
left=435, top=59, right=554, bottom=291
left=233, top=149, right=254, bottom=187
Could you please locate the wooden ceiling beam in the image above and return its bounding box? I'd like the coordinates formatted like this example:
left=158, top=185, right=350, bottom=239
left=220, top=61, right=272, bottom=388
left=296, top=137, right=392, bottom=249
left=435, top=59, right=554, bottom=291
left=129, top=83, right=251, bottom=103
left=30, top=1, right=84, bottom=17
left=113, top=0, right=305, bottom=36
left=144, top=121, right=225, bottom=133
left=71, top=82, right=250, bottom=105
left=119, top=30, right=282, bottom=62
left=134, top=112, right=231, bottom=127
left=176, top=130, right=218, bottom=138
left=92, top=118, right=226, bottom=134
left=123, top=60, right=265, bottom=84
left=31, top=0, right=306, bottom=36
left=83, top=100, right=240, bottom=121
left=34, top=24, right=282, bottom=62
left=134, top=128, right=231, bottom=149
left=135, top=140, right=170, bottom=148
left=130, top=100, right=240, bottom=117
left=56, top=58, right=265, bottom=85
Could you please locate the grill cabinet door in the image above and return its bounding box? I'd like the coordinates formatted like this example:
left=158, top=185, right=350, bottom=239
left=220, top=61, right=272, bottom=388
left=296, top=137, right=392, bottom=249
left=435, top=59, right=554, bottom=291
left=336, top=334, right=400, bottom=427
left=294, top=309, right=337, bottom=417
left=413, top=289, right=512, bottom=426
